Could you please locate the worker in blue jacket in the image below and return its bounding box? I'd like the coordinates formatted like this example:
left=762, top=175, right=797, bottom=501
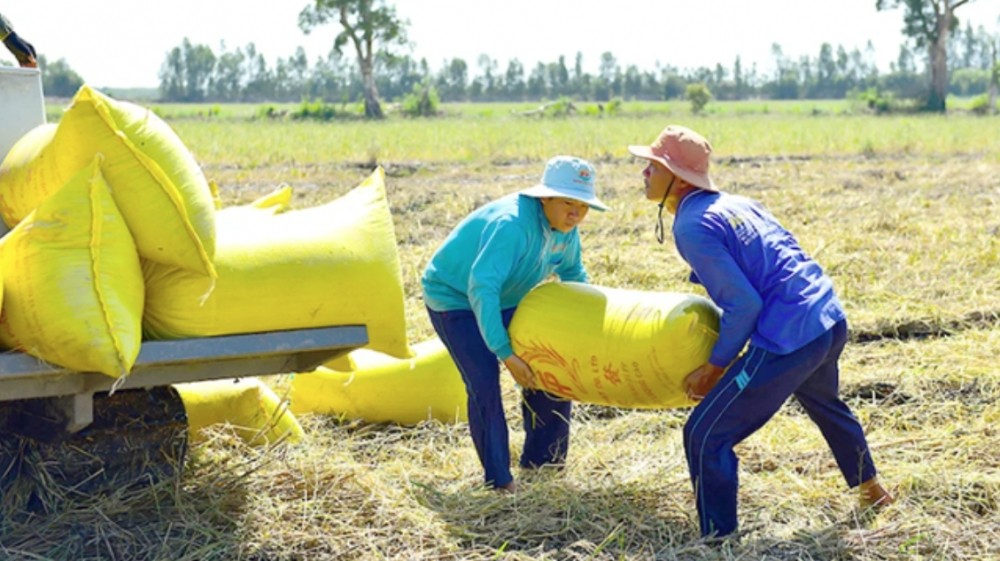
left=422, top=155, right=608, bottom=492
left=628, top=125, right=893, bottom=539
left=1, top=13, right=37, bottom=67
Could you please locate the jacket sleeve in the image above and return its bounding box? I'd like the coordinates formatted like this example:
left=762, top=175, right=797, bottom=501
left=467, top=218, right=526, bottom=360
left=676, top=222, right=762, bottom=367
left=0, top=14, right=13, bottom=40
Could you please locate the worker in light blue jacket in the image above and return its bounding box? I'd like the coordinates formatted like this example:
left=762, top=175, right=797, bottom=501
left=422, top=155, right=608, bottom=492
left=629, top=125, right=893, bottom=539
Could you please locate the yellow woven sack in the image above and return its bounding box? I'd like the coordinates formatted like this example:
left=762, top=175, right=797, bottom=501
left=174, top=378, right=303, bottom=445
left=247, top=183, right=293, bottom=211
left=0, top=156, right=143, bottom=377
left=0, top=123, right=59, bottom=220
left=0, top=85, right=216, bottom=277
left=508, top=282, right=720, bottom=409
left=143, top=168, right=412, bottom=359
left=288, top=337, right=467, bottom=425
left=215, top=184, right=294, bottom=219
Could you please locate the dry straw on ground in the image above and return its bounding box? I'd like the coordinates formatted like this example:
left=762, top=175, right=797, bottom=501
left=2, top=113, right=998, bottom=560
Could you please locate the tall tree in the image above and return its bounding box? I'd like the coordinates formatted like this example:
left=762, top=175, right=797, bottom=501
left=299, top=0, right=408, bottom=118
left=876, top=0, right=975, bottom=111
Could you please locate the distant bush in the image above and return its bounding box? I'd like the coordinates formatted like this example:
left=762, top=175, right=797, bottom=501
left=542, top=97, right=577, bottom=118
left=400, top=83, right=440, bottom=117
left=685, top=83, right=712, bottom=114
left=291, top=99, right=338, bottom=121
left=255, top=105, right=284, bottom=120
left=969, top=94, right=996, bottom=116
left=606, top=98, right=623, bottom=116
left=39, top=56, right=84, bottom=98
left=856, top=88, right=895, bottom=115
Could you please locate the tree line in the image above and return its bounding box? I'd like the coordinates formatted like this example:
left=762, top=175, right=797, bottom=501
left=30, top=0, right=999, bottom=115
left=152, top=24, right=996, bottom=105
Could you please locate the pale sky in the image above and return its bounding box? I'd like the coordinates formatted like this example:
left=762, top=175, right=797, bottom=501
left=3, top=1, right=999, bottom=89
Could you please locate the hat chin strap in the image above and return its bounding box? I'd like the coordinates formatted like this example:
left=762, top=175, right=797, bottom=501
left=655, top=177, right=676, bottom=244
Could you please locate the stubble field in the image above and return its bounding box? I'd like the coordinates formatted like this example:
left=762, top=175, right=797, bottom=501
left=3, top=102, right=998, bottom=560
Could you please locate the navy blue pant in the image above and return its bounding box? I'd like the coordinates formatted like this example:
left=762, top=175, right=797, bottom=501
left=427, top=307, right=572, bottom=489
left=683, top=320, right=878, bottom=537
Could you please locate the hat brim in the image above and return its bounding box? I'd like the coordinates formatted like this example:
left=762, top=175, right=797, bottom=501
left=628, top=145, right=718, bottom=192
left=521, top=185, right=609, bottom=211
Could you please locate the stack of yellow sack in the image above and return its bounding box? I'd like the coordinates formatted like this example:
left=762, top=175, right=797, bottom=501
left=0, top=85, right=418, bottom=443
left=0, top=85, right=217, bottom=378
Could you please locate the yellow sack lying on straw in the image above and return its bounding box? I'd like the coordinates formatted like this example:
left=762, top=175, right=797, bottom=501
left=287, top=337, right=467, bottom=425
left=143, top=168, right=412, bottom=359
left=0, top=85, right=216, bottom=276
left=0, top=156, right=143, bottom=377
left=174, top=378, right=303, bottom=445
left=509, top=282, right=720, bottom=409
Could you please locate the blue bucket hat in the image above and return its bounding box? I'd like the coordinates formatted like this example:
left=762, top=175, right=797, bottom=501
left=521, top=155, right=609, bottom=211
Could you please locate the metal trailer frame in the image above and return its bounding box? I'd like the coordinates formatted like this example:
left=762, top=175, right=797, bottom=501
left=0, top=325, right=368, bottom=432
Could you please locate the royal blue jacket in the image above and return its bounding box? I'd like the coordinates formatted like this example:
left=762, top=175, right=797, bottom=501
left=673, top=190, right=845, bottom=367
left=422, top=193, right=588, bottom=360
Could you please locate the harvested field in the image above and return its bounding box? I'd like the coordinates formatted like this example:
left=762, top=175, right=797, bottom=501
left=2, top=106, right=998, bottom=560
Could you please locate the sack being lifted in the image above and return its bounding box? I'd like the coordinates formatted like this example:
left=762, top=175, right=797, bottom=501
left=508, top=282, right=720, bottom=410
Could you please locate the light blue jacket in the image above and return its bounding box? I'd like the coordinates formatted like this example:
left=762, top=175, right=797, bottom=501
left=674, top=190, right=845, bottom=366
left=422, top=193, right=588, bottom=359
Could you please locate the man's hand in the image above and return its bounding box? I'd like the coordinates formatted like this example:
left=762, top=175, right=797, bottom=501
left=503, top=354, right=536, bottom=388
left=683, top=363, right=726, bottom=401
left=3, top=32, right=37, bottom=68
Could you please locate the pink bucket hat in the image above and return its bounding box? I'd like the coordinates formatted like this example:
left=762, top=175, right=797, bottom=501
left=628, top=125, right=718, bottom=192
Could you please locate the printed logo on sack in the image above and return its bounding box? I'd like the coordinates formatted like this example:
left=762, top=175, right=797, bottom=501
left=578, top=169, right=592, bottom=182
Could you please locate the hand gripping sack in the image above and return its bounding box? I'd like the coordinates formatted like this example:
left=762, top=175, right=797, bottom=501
left=0, top=156, right=143, bottom=377
left=0, top=85, right=216, bottom=277
left=508, top=282, right=720, bottom=409
left=287, top=337, right=467, bottom=425
left=143, top=168, right=412, bottom=359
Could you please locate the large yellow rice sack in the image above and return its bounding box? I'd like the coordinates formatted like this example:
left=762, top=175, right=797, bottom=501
left=174, top=378, right=303, bottom=445
left=509, top=282, right=720, bottom=409
left=0, top=156, right=143, bottom=377
left=0, top=123, right=58, bottom=220
left=287, top=337, right=467, bottom=425
left=0, top=85, right=216, bottom=277
left=214, top=184, right=294, bottom=220
left=245, top=183, right=293, bottom=211
left=143, top=168, right=412, bottom=359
